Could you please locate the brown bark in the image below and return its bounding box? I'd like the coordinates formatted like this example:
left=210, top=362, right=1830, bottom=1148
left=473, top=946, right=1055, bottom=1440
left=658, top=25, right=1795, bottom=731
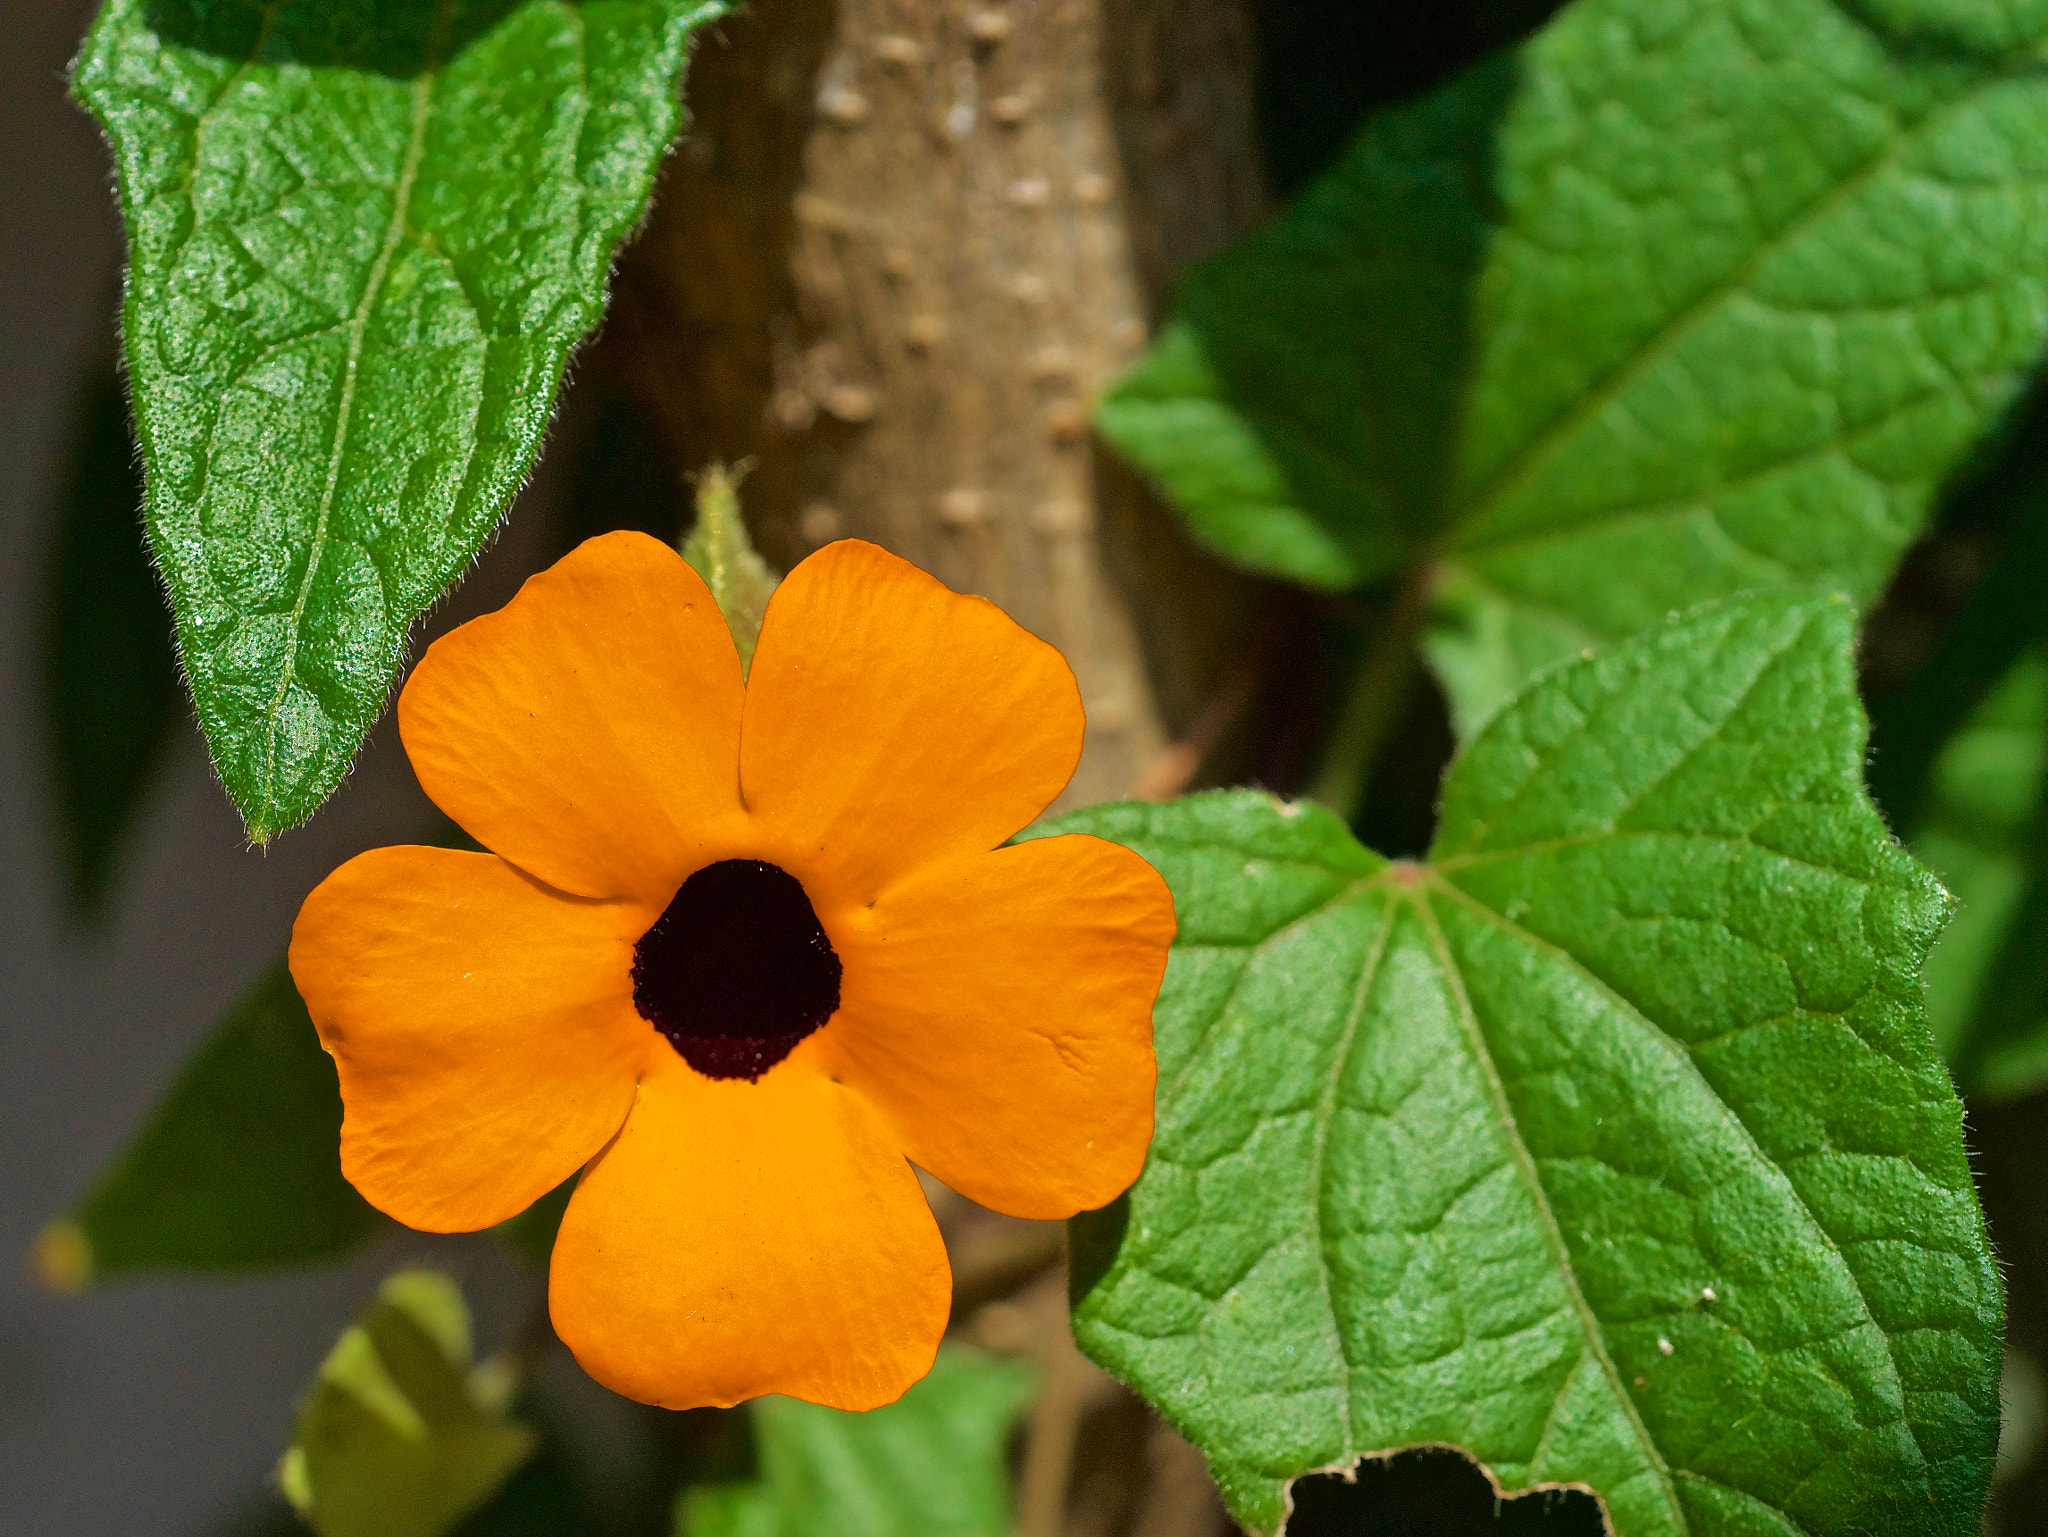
left=605, top=15, right=1269, bottom=1523
left=606, top=0, right=1268, bottom=804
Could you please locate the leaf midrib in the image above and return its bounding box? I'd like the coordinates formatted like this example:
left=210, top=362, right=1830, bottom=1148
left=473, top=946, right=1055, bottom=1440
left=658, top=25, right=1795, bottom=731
left=1157, top=863, right=1403, bottom=1119
left=1402, top=880, right=1690, bottom=1535
left=1301, top=899, right=1396, bottom=1464
left=1422, top=867, right=1933, bottom=1494
left=255, top=3, right=452, bottom=825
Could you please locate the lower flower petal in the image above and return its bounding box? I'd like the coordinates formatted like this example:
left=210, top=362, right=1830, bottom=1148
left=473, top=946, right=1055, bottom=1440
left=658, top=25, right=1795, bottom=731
left=821, top=834, right=1173, bottom=1220
left=549, top=1051, right=949, bottom=1411
left=289, top=846, right=652, bottom=1232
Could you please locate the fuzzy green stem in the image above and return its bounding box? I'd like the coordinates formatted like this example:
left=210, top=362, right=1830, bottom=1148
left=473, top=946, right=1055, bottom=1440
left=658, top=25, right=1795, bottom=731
left=680, top=461, right=778, bottom=675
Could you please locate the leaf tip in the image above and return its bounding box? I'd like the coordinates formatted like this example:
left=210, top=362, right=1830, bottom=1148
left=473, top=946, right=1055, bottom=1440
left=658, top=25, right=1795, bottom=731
left=277, top=1445, right=312, bottom=1514
left=31, top=1218, right=93, bottom=1293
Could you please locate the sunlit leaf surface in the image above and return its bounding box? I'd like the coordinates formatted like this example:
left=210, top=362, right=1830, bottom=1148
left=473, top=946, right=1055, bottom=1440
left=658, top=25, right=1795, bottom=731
left=1100, top=0, right=2048, bottom=731
left=75, top=0, right=725, bottom=837
left=677, top=1348, right=1035, bottom=1537
left=1050, top=593, right=2000, bottom=1535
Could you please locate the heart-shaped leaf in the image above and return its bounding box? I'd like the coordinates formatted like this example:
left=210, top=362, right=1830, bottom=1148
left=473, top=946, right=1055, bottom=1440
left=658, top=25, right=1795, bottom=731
left=1050, top=592, right=2000, bottom=1535
left=1100, top=0, right=2048, bottom=732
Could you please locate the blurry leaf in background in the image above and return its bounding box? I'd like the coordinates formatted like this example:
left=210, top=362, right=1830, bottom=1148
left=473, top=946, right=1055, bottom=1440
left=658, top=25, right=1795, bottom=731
left=73, top=0, right=727, bottom=841
left=1867, top=480, right=2048, bottom=833
left=1100, top=0, right=2048, bottom=734
left=220, top=1407, right=634, bottom=1537
left=490, top=1176, right=574, bottom=1275
left=34, top=964, right=381, bottom=1289
left=1051, top=593, right=2000, bottom=1536
left=678, top=465, right=778, bottom=675
left=441, top=1428, right=614, bottom=1537
left=1913, top=647, right=2048, bottom=1098
left=675, top=1347, right=1035, bottom=1537
left=41, top=354, right=177, bottom=922
left=281, top=1270, right=536, bottom=1537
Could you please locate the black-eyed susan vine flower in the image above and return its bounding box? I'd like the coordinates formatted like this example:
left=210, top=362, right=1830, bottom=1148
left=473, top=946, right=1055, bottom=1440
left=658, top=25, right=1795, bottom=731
left=288, top=533, right=1174, bottom=1411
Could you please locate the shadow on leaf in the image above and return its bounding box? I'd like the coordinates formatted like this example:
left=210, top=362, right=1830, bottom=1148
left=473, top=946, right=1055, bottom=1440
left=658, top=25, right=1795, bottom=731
left=144, top=0, right=541, bottom=79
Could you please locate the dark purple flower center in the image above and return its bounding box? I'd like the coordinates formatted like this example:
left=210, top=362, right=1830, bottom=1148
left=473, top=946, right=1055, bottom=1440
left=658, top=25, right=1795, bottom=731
left=631, top=859, right=843, bottom=1081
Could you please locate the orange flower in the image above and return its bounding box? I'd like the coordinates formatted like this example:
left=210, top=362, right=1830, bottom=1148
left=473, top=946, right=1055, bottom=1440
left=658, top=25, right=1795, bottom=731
left=288, top=533, right=1172, bottom=1411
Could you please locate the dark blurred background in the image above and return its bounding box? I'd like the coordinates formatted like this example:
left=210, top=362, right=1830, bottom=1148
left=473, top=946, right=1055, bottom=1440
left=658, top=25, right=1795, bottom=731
left=0, top=3, right=559, bottom=1529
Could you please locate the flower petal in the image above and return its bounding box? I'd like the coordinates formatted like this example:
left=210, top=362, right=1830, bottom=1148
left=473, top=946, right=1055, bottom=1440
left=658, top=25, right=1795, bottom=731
left=399, top=531, right=747, bottom=903
left=549, top=1050, right=950, bottom=1410
left=820, top=834, right=1172, bottom=1220
left=289, top=846, right=653, bottom=1232
left=740, top=541, right=1083, bottom=903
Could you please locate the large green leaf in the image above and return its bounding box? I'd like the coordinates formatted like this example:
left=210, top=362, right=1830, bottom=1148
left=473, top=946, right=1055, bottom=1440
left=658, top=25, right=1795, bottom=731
left=1050, top=592, right=2001, bottom=1535
left=1099, top=0, right=2048, bottom=733
left=675, top=1348, right=1035, bottom=1537
left=74, top=0, right=725, bottom=839
left=42, top=355, right=179, bottom=921
left=281, top=1270, right=537, bottom=1537
left=34, top=963, right=380, bottom=1288
left=1913, top=647, right=2048, bottom=1099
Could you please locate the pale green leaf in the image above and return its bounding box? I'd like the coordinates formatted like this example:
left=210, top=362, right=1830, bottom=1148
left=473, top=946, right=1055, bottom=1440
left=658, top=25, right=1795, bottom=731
left=1099, top=0, right=2048, bottom=732
left=1050, top=592, right=2000, bottom=1535
left=283, top=1270, right=537, bottom=1537
left=679, top=464, right=779, bottom=675
left=675, top=1348, right=1035, bottom=1537
left=1912, top=647, right=2048, bottom=1098
left=73, top=0, right=726, bottom=839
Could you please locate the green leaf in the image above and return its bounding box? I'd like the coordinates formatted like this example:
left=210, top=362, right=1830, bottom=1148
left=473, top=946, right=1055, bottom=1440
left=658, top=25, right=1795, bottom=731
left=1099, top=0, right=2048, bottom=733
left=42, top=353, right=179, bottom=921
left=490, top=1175, right=574, bottom=1273
left=679, top=464, right=779, bottom=675
left=1050, top=592, right=2000, bottom=1536
left=34, top=963, right=380, bottom=1289
left=1912, top=647, right=2048, bottom=1098
left=73, top=0, right=727, bottom=840
left=217, top=1417, right=619, bottom=1537
left=282, top=1270, right=538, bottom=1537
left=1866, top=480, right=2048, bottom=833
left=445, top=1428, right=612, bottom=1537
left=675, top=1347, right=1036, bottom=1537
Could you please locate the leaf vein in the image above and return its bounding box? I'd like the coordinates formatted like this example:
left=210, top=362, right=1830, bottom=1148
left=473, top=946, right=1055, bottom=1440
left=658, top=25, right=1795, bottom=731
left=1451, top=60, right=2021, bottom=546
left=1407, top=885, right=1690, bottom=1534
left=254, top=3, right=452, bottom=820
left=1423, top=875, right=1933, bottom=1483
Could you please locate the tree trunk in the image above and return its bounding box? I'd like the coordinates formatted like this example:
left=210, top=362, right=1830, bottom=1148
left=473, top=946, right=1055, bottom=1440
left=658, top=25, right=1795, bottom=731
left=606, top=0, right=1269, bottom=806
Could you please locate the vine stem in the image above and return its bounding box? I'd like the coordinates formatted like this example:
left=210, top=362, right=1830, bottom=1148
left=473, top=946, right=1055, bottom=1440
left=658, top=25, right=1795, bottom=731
left=1304, top=562, right=1437, bottom=821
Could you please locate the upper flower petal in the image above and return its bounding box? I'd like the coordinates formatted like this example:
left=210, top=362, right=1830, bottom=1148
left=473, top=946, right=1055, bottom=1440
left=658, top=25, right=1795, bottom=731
left=740, top=541, right=1084, bottom=904
left=819, top=834, right=1172, bottom=1220
left=289, top=845, right=653, bottom=1232
left=399, top=531, right=746, bottom=903
left=549, top=1047, right=950, bottom=1410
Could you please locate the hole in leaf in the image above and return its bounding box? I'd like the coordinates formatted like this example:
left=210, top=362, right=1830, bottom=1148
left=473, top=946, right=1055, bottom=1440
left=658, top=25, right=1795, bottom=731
left=1284, top=1448, right=1606, bottom=1536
